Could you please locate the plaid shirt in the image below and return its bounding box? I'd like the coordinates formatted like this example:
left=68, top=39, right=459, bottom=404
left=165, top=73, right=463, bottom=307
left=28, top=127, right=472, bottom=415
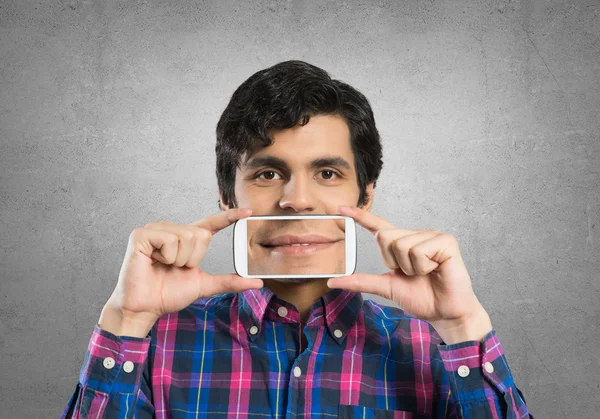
left=61, top=286, right=532, bottom=418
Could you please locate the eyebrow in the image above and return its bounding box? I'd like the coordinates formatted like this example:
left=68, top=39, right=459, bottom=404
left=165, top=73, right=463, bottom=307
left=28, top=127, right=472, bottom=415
left=243, top=155, right=352, bottom=172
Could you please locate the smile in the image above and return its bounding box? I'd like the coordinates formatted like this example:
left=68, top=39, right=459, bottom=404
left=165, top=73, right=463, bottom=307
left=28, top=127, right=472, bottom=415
left=260, top=241, right=339, bottom=255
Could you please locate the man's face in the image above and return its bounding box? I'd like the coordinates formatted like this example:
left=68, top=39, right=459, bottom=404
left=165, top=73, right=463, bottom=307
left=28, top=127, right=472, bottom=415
left=223, top=114, right=373, bottom=283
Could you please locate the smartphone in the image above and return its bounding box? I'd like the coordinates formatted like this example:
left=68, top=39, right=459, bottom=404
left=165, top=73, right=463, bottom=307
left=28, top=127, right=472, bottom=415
left=233, top=214, right=356, bottom=279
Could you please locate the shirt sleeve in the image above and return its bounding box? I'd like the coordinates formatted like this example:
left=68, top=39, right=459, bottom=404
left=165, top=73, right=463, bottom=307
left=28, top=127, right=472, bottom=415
left=60, top=324, right=155, bottom=419
left=435, top=328, right=533, bottom=418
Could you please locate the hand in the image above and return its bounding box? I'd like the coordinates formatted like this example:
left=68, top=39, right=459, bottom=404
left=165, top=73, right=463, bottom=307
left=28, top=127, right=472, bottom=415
left=100, top=208, right=264, bottom=337
left=326, top=205, right=492, bottom=344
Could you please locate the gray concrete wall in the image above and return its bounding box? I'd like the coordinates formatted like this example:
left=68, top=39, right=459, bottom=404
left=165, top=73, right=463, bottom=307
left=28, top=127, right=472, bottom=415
left=1, top=0, right=598, bottom=417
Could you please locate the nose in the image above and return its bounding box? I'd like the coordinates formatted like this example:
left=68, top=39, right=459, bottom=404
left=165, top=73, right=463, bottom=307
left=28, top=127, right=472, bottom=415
left=278, top=174, right=316, bottom=212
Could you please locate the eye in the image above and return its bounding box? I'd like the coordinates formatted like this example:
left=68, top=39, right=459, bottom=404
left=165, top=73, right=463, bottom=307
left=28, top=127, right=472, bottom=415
left=319, top=169, right=341, bottom=180
left=255, top=170, right=282, bottom=180
left=254, top=169, right=341, bottom=181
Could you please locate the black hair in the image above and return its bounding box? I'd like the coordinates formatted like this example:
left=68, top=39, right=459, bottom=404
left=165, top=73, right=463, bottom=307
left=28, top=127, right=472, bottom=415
left=215, top=60, right=383, bottom=209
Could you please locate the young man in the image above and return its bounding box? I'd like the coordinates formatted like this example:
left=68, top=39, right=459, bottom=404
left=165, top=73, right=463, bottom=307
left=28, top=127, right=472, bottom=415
left=61, top=60, right=532, bottom=418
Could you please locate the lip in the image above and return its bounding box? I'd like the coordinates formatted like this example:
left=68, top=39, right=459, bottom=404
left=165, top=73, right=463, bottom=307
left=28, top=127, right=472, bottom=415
left=260, top=234, right=342, bottom=256
left=262, top=240, right=340, bottom=255
left=261, top=234, right=339, bottom=247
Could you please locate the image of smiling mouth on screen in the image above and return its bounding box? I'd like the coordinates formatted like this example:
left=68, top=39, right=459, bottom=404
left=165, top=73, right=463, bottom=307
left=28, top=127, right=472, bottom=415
left=247, top=218, right=345, bottom=276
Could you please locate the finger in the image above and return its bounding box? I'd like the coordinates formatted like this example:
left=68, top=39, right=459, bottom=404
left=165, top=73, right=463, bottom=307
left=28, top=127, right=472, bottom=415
left=185, top=226, right=212, bottom=268
left=404, top=232, right=459, bottom=276
left=375, top=228, right=430, bottom=271
left=390, top=230, right=441, bottom=275
left=190, top=207, right=253, bottom=235
left=133, top=228, right=179, bottom=264
left=145, top=221, right=197, bottom=267
left=327, top=272, right=394, bottom=301
left=201, top=272, right=264, bottom=297
left=337, top=205, right=396, bottom=236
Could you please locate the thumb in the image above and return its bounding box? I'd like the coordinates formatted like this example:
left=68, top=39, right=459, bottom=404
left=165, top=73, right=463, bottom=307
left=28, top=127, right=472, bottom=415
left=327, top=272, right=395, bottom=301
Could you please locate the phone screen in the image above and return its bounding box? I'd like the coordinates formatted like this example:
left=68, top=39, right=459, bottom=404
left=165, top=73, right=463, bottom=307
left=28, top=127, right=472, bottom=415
left=246, top=218, right=346, bottom=276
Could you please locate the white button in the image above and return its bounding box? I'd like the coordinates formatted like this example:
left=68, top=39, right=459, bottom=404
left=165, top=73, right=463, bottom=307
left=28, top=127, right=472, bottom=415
left=123, top=361, right=134, bottom=373
left=277, top=306, right=288, bottom=317
left=457, top=365, right=470, bottom=377
left=293, top=366, right=302, bottom=377
left=334, top=329, right=343, bottom=338
left=484, top=361, right=494, bottom=373
left=103, top=357, right=115, bottom=369
left=249, top=325, right=258, bottom=335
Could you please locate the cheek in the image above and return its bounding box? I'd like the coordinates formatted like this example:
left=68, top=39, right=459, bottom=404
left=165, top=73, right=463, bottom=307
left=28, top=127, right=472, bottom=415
left=237, top=184, right=269, bottom=206
left=239, top=186, right=282, bottom=207
left=323, top=191, right=359, bottom=211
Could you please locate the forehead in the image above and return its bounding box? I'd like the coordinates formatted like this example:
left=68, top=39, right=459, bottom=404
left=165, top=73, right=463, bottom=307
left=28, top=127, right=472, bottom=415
left=242, top=114, right=354, bottom=167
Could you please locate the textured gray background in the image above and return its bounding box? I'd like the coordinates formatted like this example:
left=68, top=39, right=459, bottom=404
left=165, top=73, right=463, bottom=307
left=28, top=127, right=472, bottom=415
left=1, top=0, right=599, bottom=417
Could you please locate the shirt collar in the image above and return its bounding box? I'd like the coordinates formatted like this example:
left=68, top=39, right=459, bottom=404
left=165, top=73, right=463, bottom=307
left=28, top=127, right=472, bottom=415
left=238, top=285, right=363, bottom=344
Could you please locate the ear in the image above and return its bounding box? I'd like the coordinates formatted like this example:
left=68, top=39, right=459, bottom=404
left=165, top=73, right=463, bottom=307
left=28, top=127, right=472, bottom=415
left=218, top=192, right=230, bottom=212
left=361, top=182, right=375, bottom=212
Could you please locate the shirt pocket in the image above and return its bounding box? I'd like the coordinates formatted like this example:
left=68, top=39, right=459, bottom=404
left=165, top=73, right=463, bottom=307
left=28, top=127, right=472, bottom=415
left=338, top=403, right=430, bottom=419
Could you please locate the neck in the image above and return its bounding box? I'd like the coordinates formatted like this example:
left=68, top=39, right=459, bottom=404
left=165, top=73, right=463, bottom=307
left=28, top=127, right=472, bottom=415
left=263, top=278, right=331, bottom=325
